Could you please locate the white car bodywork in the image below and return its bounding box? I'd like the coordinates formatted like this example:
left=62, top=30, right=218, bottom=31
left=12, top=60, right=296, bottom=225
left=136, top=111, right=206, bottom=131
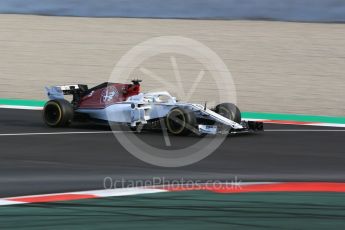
left=76, top=91, right=243, bottom=134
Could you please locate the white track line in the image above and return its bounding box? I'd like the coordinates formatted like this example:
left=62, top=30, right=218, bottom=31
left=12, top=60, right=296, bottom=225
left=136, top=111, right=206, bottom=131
left=0, top=105, right=43, bottom=110
left=0, top=199, right=26, bottom=206
left=306, top=123, right=345, bottom=128
left=242, top=118, right=269, bottom=122
left=0, top=131, right=132, bottom=137
left=265, top=129, right=345, bottom=132
left=0, top=182, right=275, bottom=206
left=0, top=129, right=344, bottom=137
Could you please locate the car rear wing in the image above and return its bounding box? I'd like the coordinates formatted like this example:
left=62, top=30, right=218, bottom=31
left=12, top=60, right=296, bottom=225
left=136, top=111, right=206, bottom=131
left=45, top=84, right=88, bottom=100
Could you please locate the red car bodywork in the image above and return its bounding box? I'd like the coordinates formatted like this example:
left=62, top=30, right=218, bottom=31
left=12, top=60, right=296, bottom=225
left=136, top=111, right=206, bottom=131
left=78, top=82, right=141, bottom=109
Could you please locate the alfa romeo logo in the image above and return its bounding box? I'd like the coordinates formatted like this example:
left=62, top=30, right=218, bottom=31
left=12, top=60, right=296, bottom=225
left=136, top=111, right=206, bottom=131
left=100, top=86, right=119, bottom=104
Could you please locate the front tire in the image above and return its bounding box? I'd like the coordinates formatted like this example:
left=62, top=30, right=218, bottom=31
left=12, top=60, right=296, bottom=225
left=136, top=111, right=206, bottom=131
left=166, top=107, right=196, bottom=136
left=43, top=99, right=74, bottom=127
left=215, top=103, right=241, bottom=124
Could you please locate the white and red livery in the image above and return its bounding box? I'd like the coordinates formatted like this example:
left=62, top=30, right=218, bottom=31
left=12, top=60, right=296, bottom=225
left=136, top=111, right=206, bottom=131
left=43, top=80, right=263, bottom=135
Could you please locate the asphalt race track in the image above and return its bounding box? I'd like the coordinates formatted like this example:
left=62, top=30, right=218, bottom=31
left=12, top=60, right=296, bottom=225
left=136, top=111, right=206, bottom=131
left=1, top=108, right=345, bottom=198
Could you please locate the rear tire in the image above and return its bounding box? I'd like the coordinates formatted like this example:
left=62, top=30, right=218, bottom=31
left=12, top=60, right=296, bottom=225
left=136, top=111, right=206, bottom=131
left=166, top=107, right=196, bottom=136
left=215, top=103, right=241, bottom=124
left=43, top=99, right=74, bottom=127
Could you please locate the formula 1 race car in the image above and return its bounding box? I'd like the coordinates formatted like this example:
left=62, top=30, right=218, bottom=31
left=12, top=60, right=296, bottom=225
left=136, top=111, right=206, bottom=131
left=43, top=80, right=263, bottom=136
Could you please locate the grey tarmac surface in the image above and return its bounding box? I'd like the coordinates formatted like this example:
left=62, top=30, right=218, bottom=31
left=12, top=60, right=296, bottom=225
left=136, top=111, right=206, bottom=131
left=0, top=108, right=344, bottom=197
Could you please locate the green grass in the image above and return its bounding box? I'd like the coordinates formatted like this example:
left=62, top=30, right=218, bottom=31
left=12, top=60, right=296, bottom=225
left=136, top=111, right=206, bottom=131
left=0, top=98, right=45, bottom=107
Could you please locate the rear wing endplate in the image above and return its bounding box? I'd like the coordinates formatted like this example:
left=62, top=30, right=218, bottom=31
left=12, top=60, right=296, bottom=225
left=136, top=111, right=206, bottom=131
left=45, top=84, right=88, bottom=100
